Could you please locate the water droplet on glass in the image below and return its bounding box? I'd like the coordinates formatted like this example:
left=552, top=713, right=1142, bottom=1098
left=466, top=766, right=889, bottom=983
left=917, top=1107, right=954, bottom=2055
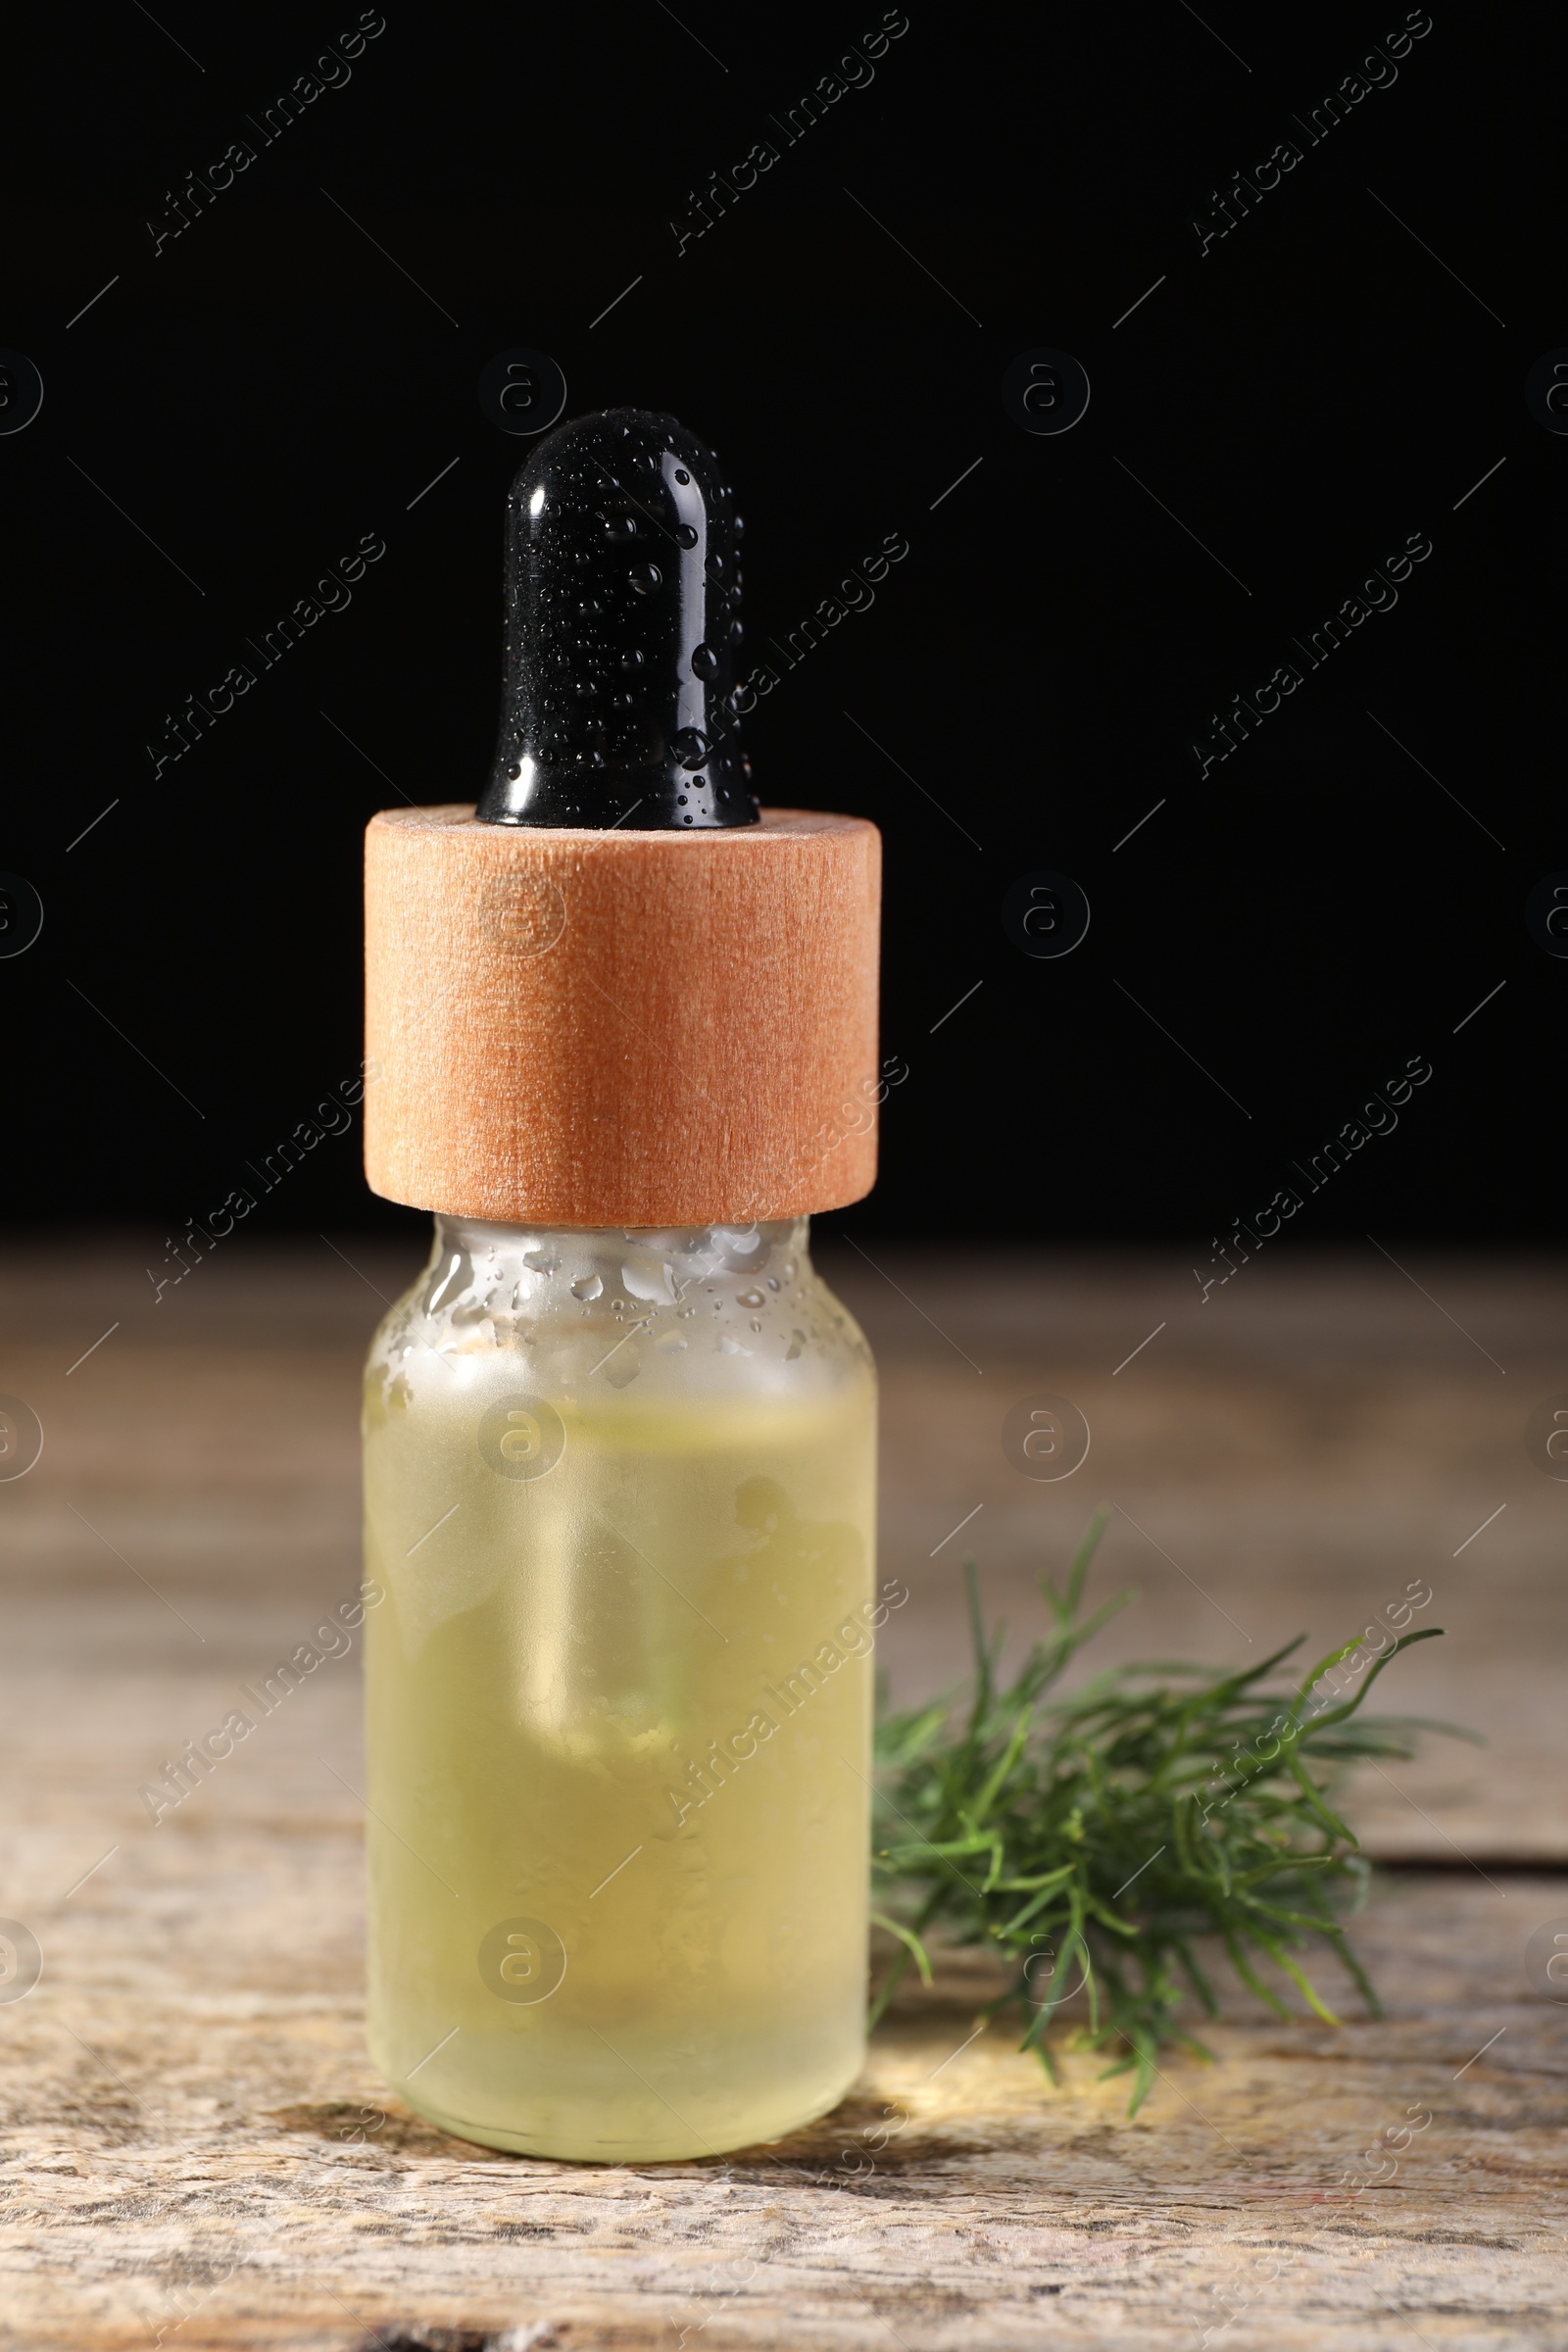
left=629, top=563, right=662, bottom=595
left=604, top=514, right=636, bottom=541
left=570, top=1273, right=603, bottom=1300
left=691, top=643, right=718, bottom=680
left=674, top=523, right=699, bottom=550
left=622, top=1257, right=677, bottom=1303
left=620, top=649, right=643, bottom=672
left=672, top=728, right=710, bottom=769
left=674, top=467, right=691, bottom=485
left=737, top=1288, right=765, bottom=1308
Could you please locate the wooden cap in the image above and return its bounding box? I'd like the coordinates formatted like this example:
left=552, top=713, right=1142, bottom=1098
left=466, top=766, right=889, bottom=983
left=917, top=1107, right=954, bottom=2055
left=364, top=806, right=881, bottom=1227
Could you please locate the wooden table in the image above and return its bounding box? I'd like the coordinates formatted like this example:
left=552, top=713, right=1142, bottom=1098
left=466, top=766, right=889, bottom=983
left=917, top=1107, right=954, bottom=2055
left=3, top=1236, right=1565, bottom=2348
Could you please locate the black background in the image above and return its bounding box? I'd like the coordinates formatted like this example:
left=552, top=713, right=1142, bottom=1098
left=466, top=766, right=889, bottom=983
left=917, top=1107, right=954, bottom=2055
left=2, top=5, right=1551, bottom=1247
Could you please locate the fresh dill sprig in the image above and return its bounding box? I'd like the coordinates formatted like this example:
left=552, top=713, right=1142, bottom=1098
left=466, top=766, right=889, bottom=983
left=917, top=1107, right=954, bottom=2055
left=870, top=1506, right=1461, bottom=2114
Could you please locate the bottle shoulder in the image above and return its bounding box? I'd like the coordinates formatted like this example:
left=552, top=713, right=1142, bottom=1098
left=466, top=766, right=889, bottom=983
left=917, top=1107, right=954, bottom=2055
left=365, top=1219, right=873, bottom=1422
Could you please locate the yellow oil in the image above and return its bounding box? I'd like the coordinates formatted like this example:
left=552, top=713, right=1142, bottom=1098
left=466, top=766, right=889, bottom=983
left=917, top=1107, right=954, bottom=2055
left=362, top=1224, right=876, bottom=2161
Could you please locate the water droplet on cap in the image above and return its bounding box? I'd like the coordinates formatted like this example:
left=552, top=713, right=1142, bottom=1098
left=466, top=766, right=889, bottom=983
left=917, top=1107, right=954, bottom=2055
left=629, top=562, right=662, bottom=595
left=691, top=643, right=718, bottom=680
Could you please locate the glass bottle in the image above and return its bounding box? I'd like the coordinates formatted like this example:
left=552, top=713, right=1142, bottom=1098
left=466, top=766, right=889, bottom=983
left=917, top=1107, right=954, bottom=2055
left=362, top=1210, right=878, bottom=2161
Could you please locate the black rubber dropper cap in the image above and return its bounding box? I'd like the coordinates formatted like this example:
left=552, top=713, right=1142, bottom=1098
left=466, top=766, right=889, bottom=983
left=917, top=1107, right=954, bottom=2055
left=476, top=408, right=758, bottom=829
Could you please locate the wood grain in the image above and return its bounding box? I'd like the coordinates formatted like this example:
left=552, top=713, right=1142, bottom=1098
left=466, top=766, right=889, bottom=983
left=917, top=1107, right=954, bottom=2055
left=3, top=1239, right=1566, bottom=2348
left=363, top=806, right=881, bottom=1227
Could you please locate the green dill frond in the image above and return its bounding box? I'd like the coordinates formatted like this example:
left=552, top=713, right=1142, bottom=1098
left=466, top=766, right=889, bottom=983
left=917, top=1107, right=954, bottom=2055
left=871, top=1511, right=1463, bottom=2114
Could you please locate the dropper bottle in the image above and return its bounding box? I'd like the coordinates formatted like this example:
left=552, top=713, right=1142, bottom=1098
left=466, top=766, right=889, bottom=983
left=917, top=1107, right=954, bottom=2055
left=360, top=409, right=883, bottom=2160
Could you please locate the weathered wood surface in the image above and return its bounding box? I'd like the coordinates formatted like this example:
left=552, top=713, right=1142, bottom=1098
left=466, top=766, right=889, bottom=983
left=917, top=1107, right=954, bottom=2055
left=2, top=1239, right=1566, bottom=2348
